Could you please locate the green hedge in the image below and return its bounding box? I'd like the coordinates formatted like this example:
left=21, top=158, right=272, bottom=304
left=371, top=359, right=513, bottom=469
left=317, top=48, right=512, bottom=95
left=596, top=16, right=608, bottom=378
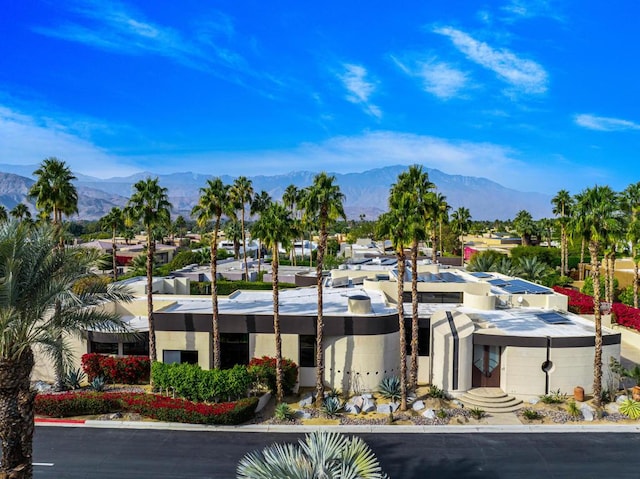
left=35, top=391, right=258, bottom=425
left=151, top=362, right=252, bottom=402
left=248, top=356, right=299, bottom=394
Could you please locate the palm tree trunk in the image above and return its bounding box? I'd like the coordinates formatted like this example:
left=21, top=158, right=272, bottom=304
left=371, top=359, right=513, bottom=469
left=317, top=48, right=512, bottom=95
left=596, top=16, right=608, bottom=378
left=634, top=255, right=639, bottom=309
left=211, top=219, right=221, bottom=369
left=589, top=242, right=603, bottom=408
left=409, top=240, right=419, bottom=391
left=147, top=233, right=157, bottom=363
left=580, top=238, right=586, bottom=280
left=273, top=254, right=283, bottom=403
left=439, top=221, right=443, bottom=257
left=0, top=349, right=35, bottom=479
left=397, top=248, right=408, bottom=412
left=609, top=247, right=616, bottom=304
left=314, top=225, right=327, bottom=408
left=603, top=253, right=610, bottom=304
left=112, top=227, right=118, bottom=282
left=560, top=227, right=566, bottom=276
left=241, top=210, right=249, bottom=281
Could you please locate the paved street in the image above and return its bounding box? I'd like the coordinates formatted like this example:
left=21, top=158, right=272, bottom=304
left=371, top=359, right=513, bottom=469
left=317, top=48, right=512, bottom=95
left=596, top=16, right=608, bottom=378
left=33, top=427, right=640, bottom=478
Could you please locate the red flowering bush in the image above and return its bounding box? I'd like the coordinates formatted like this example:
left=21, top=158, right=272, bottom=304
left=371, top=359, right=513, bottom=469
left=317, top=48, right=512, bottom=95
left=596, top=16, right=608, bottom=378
left=554, top=286, right=640, bottom=332
left=248, top=356, right=298, bottom=394
left=35, top=391, right=258, bottom=425
left=81, top=354, right=150, bottom=384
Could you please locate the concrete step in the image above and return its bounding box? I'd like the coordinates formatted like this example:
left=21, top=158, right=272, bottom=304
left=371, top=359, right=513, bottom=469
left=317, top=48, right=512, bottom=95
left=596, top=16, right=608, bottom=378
left=459, top=388, right=523, bottom=413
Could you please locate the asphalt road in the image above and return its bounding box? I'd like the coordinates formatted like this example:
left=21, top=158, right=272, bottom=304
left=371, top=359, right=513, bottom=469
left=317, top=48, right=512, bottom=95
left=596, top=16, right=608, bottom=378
left=33, top=427, right=640, bottom=478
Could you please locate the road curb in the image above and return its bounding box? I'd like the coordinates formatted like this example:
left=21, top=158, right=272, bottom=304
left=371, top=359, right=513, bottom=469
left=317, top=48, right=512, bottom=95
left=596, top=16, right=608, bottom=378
left=34, top=419, right=640, bottom=434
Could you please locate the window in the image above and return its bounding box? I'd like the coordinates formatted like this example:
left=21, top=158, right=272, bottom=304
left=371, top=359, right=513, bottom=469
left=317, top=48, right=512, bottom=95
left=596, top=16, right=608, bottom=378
left=123, top=341, right=149, bottom=356
left=299, top=335, right=316, bottom=367
left=163, top=350, right=199, bottom=365
left=220, top=333, right=249, bottom=369
left=403, top=292, right=462, bottom=304
left=404, top=324, right=430, bottom=356
left=90, top=341, right=118, bottom=355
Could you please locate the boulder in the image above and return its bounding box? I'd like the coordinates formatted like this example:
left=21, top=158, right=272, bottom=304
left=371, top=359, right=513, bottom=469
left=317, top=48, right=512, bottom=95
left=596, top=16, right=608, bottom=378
left=423, top=408, right=436, bottom=419
left=616, top=394, right=628, bottom=404
left=376, top=402, right=398, bottom=414
left=580, top=403, right=595, bottom=422
left=362, top=398, right=376, bottom=413
left=299, top=394, right=314, bottom=408
left=412, top=400, right=425, bottom=411
left=528, top=397, right=539, bottom=405
left=344, top=403, right=361, bottom=415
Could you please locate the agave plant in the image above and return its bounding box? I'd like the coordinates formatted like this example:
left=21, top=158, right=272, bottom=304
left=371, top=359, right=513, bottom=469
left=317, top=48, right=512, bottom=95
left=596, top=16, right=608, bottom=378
left=619, top=398, right=640, bottom=420
left=274, top=402, right=296, bottom=421
left=378, top=376, right=401, bottom=402
left=90, top=376, right=107, bottom=392
left=236, top=431, right=389, bottom=479
left=322, top=396, right=343, bottom=418
left=64, top=368, right=86, bottom=390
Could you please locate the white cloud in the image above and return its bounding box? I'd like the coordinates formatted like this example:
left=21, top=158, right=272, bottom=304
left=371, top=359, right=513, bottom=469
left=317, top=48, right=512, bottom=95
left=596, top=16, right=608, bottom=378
left=501, top=0, right=564, bottom=22
left=434, top=26, right=548, bottom=94
left=338, top=64, right=382, bottom=119
left=0, top=105, right=139, bottom=178
left=393, top=55, right=469, bottom=99
left=574, top=114, right=640, bottom=132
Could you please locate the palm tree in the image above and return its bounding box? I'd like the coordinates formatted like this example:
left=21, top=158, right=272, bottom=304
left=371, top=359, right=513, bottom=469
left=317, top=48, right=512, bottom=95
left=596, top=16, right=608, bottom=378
left=224, top=217, right=242, bottom=259
left=512, top=210, right=536, bottom=246
left=191, top=178, right=231, bottom=369
left=250, top=190, right=272, bottom=275
left=392, top=165, right=435, bottom=391
left=251, top=202, right=294, bottom=402
left=28, top=157, right=78, bottom=228
left=378, top=196, right=411, bottom=412
left=0, top=221, right=131, bottom=478
left=518, top=256, right=550, bottom=283
left=451, top=207, right=471, bottom=265
left=538, top=218, right=555, bottom=248
left=10, top=203, right=32, bottom=222
left=0, top=205, right=7, bottom=223
left=300, top=173, right=345, bottom=407
left=552, top=190, right=574, bottom=276
left=230, top=177, right=254, bottom=280
left=100, top=207, right=124, bottom=281
left=174, top=215, right=187, bottom=241
left=623, top=182, right=640, bottom=308
left=282, top=184, right=300, bottom=265
left=236, top=431, right=388, bottom=479
left=125, top=178, right=172, bottom=363
left=434, top=192, right=450, bottom=258
left=571, top=185, right=623, bottom=407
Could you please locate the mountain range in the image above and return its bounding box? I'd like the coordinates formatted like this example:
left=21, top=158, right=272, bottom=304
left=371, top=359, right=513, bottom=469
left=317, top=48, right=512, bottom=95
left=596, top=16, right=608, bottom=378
left=0, top=164, right=552, bottom=221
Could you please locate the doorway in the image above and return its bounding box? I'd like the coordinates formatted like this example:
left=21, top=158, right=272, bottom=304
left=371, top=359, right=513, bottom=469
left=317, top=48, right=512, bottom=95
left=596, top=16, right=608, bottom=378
left=472, top=344, right=501, bottom=388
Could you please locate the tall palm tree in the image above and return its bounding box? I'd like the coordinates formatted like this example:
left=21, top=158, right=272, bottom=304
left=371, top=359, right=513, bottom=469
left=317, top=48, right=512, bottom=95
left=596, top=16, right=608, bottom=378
left=538, top=218, right=554, bottom=248
left=392, top=166, right=435, bottom=391
left=300, top=173, right=345, bottom=407
left=378, top=196, right=412, bottom=412
left=28, top=157, right=78, bottom=229
left=237, top=431, right=388, bottom=479
left=250, top=190, right=272, bottom=275
left=0, top=221, right=131, bottom=478
left=10, top=203, right=32, bottom=222
left=191, top=178, right=231, bottom=369
left=252, top=202, right=294, bottom=402
left=230, top=177, right=254, bottom=280
left=571, top=185, right=623, bottom=407
left=224, top=217, right=242, bottom=259
left=282, top=184, right=300, bottom=265
left=434, top=192, right=450, bottom=258
left=623, top=182, right=640, bottom=308
left=125, top=178, right=172, bottom=363
left=100, top=207, right=124, bottom=281
left=551, top=189, right=574, bottom=276
left=451, top=207, right=471, bottom=265
left=0, top=205, right=7, bottom=223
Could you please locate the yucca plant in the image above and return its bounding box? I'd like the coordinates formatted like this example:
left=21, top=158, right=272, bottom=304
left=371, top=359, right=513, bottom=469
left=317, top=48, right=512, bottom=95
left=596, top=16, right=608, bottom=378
left=469, top=407, right=486, bottom=420
left=378, top=376, right=401, bottom=402
left=322, top=396, right=343, bottom=418
left=427, top=384, right=447, bottom=399
left=64, top=368, right=86, bottom=390
left=619, top=398, right=640, bottom=420
left=566, top=400, right=582, bottom=419
left=236, top=431, right=389, bottom=479
left=274, top=402, right=296, bottom=421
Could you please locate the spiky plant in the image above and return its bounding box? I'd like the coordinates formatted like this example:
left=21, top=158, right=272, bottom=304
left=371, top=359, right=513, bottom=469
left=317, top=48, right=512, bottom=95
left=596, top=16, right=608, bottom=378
left=322, top=396, right=343, bottom=418
left=90, top=376, right=107, bottom=392
left=64, top=368, right=86, bottom=390
left=236, top=431, right=389, bottom=479
left=619, top=399, right=640, bottom=420
left=274, top=402, right=296, bottom=421
left=469, top=407, right=486, bottom=420
left=378, top=376, right=401, bottom=402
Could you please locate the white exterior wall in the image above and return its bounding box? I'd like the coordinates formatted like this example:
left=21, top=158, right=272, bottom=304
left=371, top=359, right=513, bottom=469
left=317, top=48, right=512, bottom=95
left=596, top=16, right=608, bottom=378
left=250, top=333, right=299, bottom=364
left=156, top=330, right=211, bottom=369
left=324, top=332, right=400, bottom=393
left=502, top=346, right=547, bottom=398
left=431, top=311, right=474, bottom=395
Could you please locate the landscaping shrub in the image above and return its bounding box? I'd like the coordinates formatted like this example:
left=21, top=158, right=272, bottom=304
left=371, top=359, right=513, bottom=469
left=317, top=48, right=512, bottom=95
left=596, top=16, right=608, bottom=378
left=81, top=353, right=150, bottom=384
left=151, top=362, right=252, bottom=402
left=35, top=391, right=258, bottom=425
left=247, top=356, right=299, bottom=394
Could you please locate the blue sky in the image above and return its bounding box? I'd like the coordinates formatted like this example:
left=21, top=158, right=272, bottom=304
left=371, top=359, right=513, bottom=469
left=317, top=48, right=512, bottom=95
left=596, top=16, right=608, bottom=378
left=0, top=0, right=638, bottom=194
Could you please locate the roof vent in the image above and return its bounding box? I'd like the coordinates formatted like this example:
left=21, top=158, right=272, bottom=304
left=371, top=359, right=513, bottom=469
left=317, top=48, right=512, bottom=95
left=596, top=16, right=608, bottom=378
left=348, top=295, right=372, bottom=314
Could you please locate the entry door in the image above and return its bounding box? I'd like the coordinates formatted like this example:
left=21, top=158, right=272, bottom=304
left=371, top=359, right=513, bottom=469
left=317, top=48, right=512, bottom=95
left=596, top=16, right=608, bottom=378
left=472, top=345, right=501, bottom=388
